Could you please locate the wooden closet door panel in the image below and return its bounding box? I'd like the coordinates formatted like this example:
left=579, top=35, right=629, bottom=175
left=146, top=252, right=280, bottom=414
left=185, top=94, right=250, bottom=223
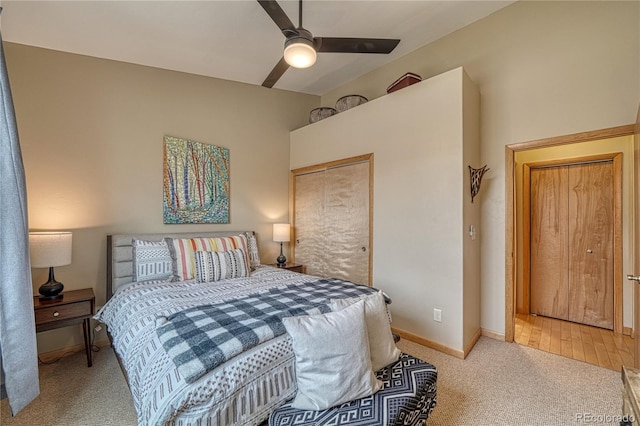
left=530, top=166, right=570, bottom=320
left=294, top=171, right=327, bottom=277
left=324, top=162, right=370, bottom=285
left=568, top=161, right=614, bottom=329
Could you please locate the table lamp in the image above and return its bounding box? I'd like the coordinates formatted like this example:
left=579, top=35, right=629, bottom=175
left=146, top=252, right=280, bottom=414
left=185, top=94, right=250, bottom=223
left=29, top=231, right=72, bottom=301
left=272, top=223, right=290, bottom=266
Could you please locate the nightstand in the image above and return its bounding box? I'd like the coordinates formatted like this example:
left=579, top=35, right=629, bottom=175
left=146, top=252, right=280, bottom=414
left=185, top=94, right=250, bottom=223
left=33, top=288, right=95, bottom=367
left=269, top=263, right=305, bottom=273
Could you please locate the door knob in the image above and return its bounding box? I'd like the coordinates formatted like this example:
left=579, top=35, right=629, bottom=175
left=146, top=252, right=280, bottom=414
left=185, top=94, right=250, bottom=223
left=586, top=249, right=593, bottom=254
left=628, top=275, right=640, bottom=282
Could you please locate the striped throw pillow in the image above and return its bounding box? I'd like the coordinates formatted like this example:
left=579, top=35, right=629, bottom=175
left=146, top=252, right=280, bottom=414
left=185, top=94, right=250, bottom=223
left=132, top=239, right=173, bottom=282
left=166, top=235, right=249, bottom=281
left=193, top=249, right=249, bottom=283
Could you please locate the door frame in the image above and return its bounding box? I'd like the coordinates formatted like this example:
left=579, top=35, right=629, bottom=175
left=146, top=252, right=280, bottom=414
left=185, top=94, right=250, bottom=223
left=522, top=153, right=623, bottom=332
left=289, top=153, right=374, bottom=285
left=633, top=105, right=640, bottom=366
left=505, top=124, right=635, bottom=342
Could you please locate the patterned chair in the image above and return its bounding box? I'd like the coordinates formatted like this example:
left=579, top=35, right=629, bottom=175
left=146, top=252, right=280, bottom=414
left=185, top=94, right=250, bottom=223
left=269, top=353, right=437, bottom=426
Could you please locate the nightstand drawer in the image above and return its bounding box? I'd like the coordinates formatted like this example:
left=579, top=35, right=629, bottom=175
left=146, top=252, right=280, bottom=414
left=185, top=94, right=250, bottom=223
left=35, top=300, right=92, bottom=325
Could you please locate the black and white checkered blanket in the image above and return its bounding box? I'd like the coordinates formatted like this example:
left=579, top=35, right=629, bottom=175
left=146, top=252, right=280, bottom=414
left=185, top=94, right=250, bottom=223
left=156, top=278, right=375, bottom=384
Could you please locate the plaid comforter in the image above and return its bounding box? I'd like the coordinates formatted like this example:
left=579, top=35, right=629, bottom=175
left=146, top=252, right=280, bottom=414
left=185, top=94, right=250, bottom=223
left=156, top=278, right=375, bottom=384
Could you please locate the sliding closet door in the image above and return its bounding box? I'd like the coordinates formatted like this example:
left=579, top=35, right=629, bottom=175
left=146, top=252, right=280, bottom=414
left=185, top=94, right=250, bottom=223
left=324, top=162, right=370, bottom=285
left=294, top=170, right=327, bottom=278
left=293, top=156, right=371, bottom=286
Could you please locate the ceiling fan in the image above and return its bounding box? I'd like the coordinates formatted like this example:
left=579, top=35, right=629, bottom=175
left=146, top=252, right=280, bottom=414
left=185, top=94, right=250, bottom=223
left=257, top=0, right=401, bottom=88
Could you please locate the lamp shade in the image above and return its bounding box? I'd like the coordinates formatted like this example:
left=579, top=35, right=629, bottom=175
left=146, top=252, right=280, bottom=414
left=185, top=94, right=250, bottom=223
left=273, top=223, right=291, bottom=243
left=29, top=232, right=72, bottom=268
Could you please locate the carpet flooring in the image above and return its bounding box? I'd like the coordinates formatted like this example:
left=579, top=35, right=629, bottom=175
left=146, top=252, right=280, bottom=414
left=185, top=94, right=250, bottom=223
left=0, top=337, right=623, bottom=425
left=0, top=346, right=136, bottom=426
left=400, top=338, right=621, bottom=425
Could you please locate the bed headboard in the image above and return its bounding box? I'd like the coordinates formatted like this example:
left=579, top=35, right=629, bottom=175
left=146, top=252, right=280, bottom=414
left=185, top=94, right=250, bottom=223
left=107, top=231, right=254, bottom=301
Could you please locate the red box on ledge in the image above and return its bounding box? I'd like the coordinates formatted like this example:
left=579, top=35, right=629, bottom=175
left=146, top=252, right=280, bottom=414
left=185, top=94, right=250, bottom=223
left=386, top=72, right=422, bottom=94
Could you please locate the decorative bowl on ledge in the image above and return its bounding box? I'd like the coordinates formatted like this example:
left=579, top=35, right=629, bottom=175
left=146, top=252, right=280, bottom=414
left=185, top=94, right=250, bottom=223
left=335, top=94, right=368, bottom=112
left=309, top=107, right=337, bottom=123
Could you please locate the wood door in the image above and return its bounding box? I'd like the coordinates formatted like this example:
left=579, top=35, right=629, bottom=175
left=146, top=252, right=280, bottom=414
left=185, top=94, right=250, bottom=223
left=530, top=161, right=615, bottom=329
left=567, top=162, right=614, bottom=328
left=530, top=166, right=570, bottom=320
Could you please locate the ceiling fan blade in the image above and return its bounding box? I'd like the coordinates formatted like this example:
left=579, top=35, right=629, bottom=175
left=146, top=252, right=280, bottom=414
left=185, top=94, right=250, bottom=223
left=262, top=56, right=290, bottom=88
left=314, top=37, right=400, bottom=54
left=257, top=0, right=297, bottom=36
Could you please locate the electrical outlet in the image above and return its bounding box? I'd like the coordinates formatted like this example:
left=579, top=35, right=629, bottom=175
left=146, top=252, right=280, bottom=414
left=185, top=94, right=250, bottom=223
left=433, top=308, right=442, bottom=323
left=94, top=325, right=102, bottom=333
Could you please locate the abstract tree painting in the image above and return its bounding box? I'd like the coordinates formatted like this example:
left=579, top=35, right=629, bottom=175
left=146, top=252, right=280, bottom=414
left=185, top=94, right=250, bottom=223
left=163, top=136, right=230, bottom=224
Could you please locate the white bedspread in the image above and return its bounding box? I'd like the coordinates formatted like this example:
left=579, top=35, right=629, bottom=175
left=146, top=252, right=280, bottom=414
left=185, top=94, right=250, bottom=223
left=95, top=266, right=317, bottom=426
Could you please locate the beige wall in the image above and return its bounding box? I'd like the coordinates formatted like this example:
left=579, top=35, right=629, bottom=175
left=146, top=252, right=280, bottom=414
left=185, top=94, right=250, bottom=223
left=515, top=136, right=635, bottom=327
left=321, top=1, right=640, bottom=336
left=462, top=72, right=482, bottom=348
left=7, top=0, right=638, bottom=354
left=5, top=42, right=318, bottom=353
left=291, top=68, right=480, bottom=354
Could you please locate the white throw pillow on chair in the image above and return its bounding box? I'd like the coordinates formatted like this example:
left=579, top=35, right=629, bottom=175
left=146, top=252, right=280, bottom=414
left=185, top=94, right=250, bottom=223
left=331, top=290, right=401, bottom=371
left=283, top=299, right=382, bottom=411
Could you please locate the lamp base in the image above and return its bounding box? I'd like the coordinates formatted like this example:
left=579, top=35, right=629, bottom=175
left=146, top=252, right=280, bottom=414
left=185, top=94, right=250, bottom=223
left=38, top=267, right=64, bottom=300
left=276, top=242, right=287, bottom=266
left=39, top=293, right=63, bottom=302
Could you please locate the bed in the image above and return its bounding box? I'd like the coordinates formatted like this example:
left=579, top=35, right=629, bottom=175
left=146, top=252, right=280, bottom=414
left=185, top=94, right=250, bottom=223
left=96, top=231, right=437, bottom=425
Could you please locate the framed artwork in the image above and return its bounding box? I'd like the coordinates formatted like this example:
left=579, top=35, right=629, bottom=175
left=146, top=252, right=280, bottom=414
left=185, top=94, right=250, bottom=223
left=163, top=136, right=230, bottom=224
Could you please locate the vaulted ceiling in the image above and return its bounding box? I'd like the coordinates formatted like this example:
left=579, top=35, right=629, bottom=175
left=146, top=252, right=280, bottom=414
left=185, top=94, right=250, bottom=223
left=1, top=1, right=514, bottom=95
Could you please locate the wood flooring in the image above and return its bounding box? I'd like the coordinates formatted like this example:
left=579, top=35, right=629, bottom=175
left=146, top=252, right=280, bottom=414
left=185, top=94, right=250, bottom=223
left=515, top=313, right=634, bottom=372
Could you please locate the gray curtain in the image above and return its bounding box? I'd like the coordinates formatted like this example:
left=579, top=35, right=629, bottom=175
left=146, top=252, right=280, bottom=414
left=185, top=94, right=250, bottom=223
left=0, top=31, right=40, bottom=413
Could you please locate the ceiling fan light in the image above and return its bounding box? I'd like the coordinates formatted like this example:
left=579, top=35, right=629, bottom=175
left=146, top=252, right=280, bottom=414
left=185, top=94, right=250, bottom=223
left=284, top=38, right=317, bottom=69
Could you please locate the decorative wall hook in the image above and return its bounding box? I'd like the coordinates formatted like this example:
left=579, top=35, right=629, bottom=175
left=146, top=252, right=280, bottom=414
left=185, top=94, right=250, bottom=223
left=469, top=165, right=489, bottom=203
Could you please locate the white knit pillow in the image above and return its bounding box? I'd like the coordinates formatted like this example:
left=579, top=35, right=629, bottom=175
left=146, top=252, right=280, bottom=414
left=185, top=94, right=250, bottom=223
left=331, top=291, right=401, bottom=371
left=283, top=299, right=382, bottom=411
